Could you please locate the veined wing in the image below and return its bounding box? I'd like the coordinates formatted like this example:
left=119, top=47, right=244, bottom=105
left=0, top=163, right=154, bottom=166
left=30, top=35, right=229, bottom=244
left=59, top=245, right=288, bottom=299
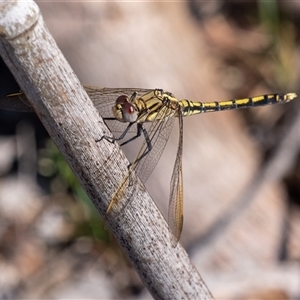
left=136, top=118, right=175, bottom=183
left=0, top=85, right=153, bottom=135
left=0, top=92, right=33, bottom=112
left=132, top=101, right=176, bottom=183
left=168, top=111, right=184, bottom=245
left=0, top=85, right=174, bottom=183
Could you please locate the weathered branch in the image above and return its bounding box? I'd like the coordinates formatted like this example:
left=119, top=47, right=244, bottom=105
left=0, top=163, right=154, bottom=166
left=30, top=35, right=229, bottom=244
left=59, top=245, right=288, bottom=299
left=0, top=1, right=213, bottom=299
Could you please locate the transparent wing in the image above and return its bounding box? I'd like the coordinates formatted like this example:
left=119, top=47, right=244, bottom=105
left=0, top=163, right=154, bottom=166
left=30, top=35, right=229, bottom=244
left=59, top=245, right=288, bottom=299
left=0, top=85, right=173, bottom=185
left=134, top=116, right=175, bottom=183
left=0, top=85, right=153, bottom=134
left=168, top=111, right=184, bottom=245
left=0, top=92, right=33, bottom=112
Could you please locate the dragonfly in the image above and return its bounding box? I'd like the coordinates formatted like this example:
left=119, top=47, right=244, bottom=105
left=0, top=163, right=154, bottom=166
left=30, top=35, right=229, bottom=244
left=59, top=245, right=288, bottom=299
left=0, top=86, right=297, bottom=245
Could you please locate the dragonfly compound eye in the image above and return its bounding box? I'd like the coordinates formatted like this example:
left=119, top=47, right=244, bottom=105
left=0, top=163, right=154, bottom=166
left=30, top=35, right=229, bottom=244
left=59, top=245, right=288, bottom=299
left=115, top=95, right=128, bottom=104
left=121, top=102, right=138, bottom=123
left=112, top=95, right=138, bottom=123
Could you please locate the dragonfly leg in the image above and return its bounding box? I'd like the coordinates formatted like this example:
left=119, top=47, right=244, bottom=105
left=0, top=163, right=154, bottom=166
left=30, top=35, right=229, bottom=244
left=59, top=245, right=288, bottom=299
left=127, top=124, right=152, bottom=186
left=119, top=123, right=143, bottom=146
left=128, top=124, right=153, bottom=167
left=96, top=119, right=134, bottom=143
left=129, top=91, right=137, bottom=102
left=114, top=122, right=134, bottom=141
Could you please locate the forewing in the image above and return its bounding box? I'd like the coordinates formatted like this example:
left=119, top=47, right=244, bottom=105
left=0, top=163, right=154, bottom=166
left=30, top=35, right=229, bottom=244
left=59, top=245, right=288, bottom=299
left=0, top=93, right=33, bottom=112
left=134, top=108, right=175, bottom=184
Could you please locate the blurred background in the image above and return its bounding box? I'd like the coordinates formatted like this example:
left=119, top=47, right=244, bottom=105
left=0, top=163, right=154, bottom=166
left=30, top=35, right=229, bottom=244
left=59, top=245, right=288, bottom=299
left=0, top=1, right=300, bottom=299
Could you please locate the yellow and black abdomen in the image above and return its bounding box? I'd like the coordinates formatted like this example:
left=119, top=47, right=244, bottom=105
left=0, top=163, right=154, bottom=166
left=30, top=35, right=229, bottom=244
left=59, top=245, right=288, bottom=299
left=180, top=93, right=297, bottom=117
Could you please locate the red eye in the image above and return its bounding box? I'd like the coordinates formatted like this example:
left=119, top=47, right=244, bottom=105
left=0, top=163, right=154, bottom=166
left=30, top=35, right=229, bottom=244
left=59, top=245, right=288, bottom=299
left=122, top=102, right=135, bottom=114
left=113, top=94, right=138, bottom=122
left=122, top=102, right=138, bottom=122
left=116, top=95, right=128, bottom=104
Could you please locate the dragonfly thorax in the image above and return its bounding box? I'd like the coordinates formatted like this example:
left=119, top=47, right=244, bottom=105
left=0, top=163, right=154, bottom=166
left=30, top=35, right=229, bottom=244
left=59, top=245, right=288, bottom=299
left=112, top=95, right=138, bottom=123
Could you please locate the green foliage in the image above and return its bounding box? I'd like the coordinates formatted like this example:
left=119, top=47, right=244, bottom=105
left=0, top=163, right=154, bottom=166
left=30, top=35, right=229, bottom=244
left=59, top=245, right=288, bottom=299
left=258, top=0, right=296, bottom=89
left=38, top=139, right=110, bottom=243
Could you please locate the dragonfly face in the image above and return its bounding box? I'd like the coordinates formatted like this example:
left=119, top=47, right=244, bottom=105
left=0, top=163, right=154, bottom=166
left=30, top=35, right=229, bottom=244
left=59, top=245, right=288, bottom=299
left=113, top=95, right=139, bottom=123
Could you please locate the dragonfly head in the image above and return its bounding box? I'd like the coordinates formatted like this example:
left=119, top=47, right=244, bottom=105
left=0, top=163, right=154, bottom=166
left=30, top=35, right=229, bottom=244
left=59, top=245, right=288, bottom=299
left=113, top=95, right=138, bottom=123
